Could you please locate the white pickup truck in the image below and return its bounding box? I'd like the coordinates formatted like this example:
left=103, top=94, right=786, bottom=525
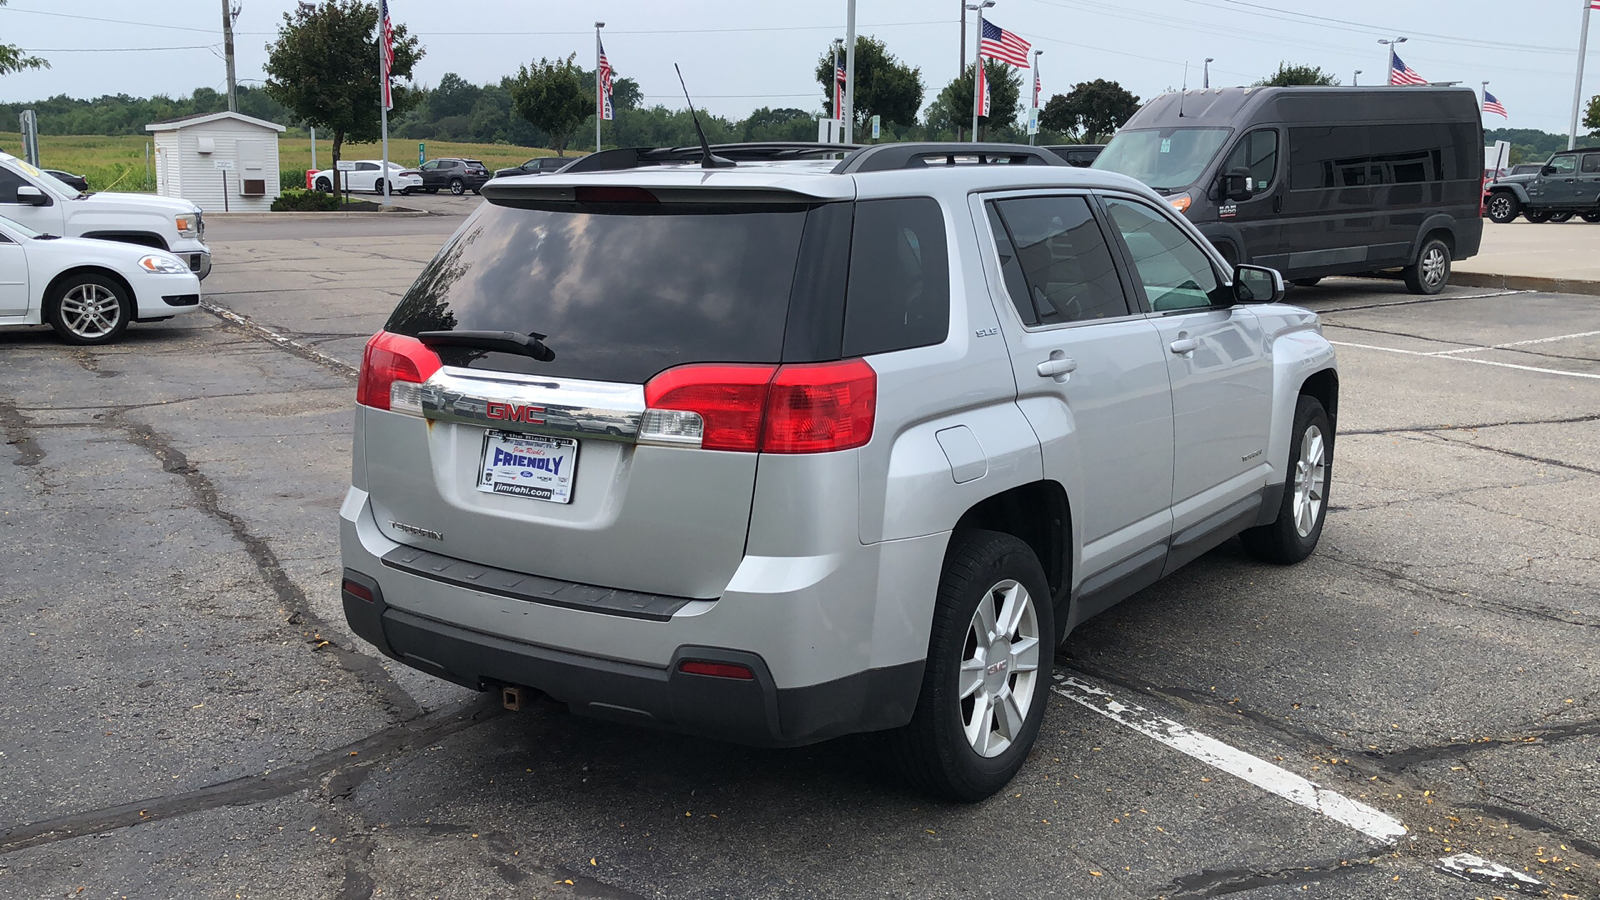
left=0, top=151, right=211, bottom=279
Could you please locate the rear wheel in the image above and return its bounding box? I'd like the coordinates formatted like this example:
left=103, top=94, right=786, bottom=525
left=449, top=178, right=465, bottom=195
left=1486, top=192, right=1519, bottom=224
left=890, top=530, right=1053, bottom=802
left=1403, top=236, right=1451, bottom=295
left=1525, top=210, right=1552, bottom=223
left=1584, top=211, right=1600, bottom=223
left=1241, top=395, right=1331, bottom=564
left=425, top=187, right=439, bottom=194
left=1550, top=211, right=1574, bottom=223
left=46, top=273, right=131, bottom=346
left=314, top=177, right=332, bottom=192
left=373, top=178, right=386, bottom=195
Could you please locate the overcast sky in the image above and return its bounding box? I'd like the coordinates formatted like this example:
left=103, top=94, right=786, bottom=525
left=1, top=0, right=1594, bottom=134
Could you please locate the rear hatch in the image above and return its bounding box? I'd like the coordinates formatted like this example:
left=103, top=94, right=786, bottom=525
left=363, top=176, right=850, bottom=599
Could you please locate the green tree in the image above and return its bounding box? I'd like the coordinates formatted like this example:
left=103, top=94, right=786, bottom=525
left=0, top=0, right=48, bottom=76
left=742, top=107, right=815, bottom=142
left=510, top=55, right=590, bottom=156
left=1040, top=79, right=1140, bottom=143
left=430, top=72, right=482, bottom=119
left=933, top=60, right=1023, bottom=139
left=1585, top=94, right=1600, bottom=136
left=1254, top=62, right=1340, bottom=87
left=812, top=36, right=925, bottom=127
left=264, top=0, right=423, bottom=192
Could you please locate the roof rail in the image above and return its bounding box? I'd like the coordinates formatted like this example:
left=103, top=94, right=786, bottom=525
left=831, top=142, right=1068, bottom=174
left=559, top=142, right=863, bottom=174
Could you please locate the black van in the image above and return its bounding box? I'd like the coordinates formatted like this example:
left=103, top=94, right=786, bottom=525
left=1092, top=86, right=1483, bottom=294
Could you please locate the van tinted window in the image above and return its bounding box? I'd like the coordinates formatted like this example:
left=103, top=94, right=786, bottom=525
left=1290, top=123, right=1475, bottom=189
left=386, top=202, right=809, bottom=384
left=842, top=198, right=949, bottom=356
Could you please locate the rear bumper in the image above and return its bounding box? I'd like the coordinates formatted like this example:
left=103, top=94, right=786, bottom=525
left=341, top=569, right=922, bottom=747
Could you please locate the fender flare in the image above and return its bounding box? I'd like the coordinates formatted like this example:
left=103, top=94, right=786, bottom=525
left=1487, top=182, right=1531, bottom=205
left=1409, top=214, right=1459, bottom=262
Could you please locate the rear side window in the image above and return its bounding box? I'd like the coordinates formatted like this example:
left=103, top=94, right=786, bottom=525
left=1584, top=154, right=1600, bottom=174
left=842, top=198, right=949, bottom=357
left=386, top=202, right=808, bottom=384
left=986, top=196, right=1129, bottom=326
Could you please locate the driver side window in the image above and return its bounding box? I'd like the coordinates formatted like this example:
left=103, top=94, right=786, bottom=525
left=1102, top=197, right=1227, bottom=313
left=1550, top=155, right=1577, bottom=175
left=1223, top=129, right=1278, bottom=194
left=0, top=168, right=25, bottom=204
left=420, top=160, right=439, bottom=171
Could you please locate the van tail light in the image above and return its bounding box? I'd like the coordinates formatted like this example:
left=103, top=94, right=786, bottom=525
left=357, top=331, right=443, bottom=413
left=641, top=359, right=876, bottom=454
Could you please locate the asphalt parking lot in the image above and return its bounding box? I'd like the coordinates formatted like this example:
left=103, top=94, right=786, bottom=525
left=2, top=212, right=1596, bottom=899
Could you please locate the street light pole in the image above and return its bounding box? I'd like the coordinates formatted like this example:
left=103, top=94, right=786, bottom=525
left=844, top=0, right=856, bottom=144
left=1569, top=0, right=1592, bottom=150
left=595, top=22, right=604, bottom=154
left=958, top=0, right=967, bottom=140
left=1030, top=49, right=1042, bottom=144
left=1353, top=70, right=1362, bottom=86
left=1379, top=37, right=1406, bottom=85
left=967, top=1, right=994, bottom=141
left=1203, top=57, right=1213, bottom=89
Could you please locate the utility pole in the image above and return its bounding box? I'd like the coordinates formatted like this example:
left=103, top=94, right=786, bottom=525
left=595, top=22, right=605, bottom=154
left=844, top=0, right=856, bottom=144
left=1379, top=36, right=1406, bottom=86
left=221, top=0, right=238, bottom=111
left=1569, top=0, right=1591, bottom=150
left=1029, top=49, right=1041, bottom=145
left=958, top=0, right=967, bottom=140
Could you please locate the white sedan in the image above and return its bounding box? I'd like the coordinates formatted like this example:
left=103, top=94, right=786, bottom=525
left=0, top=215, right=202, bottom=345
left=309, top=161, right=423, bottom=195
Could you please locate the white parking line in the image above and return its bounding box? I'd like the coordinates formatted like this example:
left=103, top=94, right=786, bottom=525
left=1429, top=329, right=1600, bottom=355
left=1328, top=340, right=1600, bottom=380
left=1053, top=674, right=1409, bottom=845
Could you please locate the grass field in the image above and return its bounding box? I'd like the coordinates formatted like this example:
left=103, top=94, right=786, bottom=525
left=0, top=132, right=560, bottom=192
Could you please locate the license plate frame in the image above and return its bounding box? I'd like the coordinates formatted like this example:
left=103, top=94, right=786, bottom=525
left=477, top=430, right=578, bottom=504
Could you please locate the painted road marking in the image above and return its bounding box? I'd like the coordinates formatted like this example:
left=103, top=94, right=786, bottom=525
left=1052, top=674, right=1409, bottom=845
left=1329, top=340, right=1600, bottom=381
left=1434, top=852, right=1546, bottom=893
left=1428, top=329, right=1600, bottom=355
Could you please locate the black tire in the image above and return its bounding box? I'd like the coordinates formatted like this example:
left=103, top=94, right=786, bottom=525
left=1549, top=211, right=1574, bottom=223
left=373, top=179, right=386, bottom=195
left=46, top=273, right=132, bottom=346
left=425, top=187, right=439, bottom=194
left=449, top=178, right=465, bottom=195
left=1291, top=277, right=1322, bottom=287
left=400, top=187, right=414, bottom=196
left=1241, top=395, right=1331, bottom=565
left=1525, top=210, right=1552, bottom=223
left=1402, top=236, right=1451, bottom=295
left=1582, top=211, right=1600, bottom=223
left=314, top=178, right=332, bottom=192
left=1485, top=192, right=1519, bottom=224
left=889, top=530, right=1054, bottom=802
left=472, top=188, right=482, bottom=195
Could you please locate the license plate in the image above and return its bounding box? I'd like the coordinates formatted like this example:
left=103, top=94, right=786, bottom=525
left=477, top=431, right=577, bottom=503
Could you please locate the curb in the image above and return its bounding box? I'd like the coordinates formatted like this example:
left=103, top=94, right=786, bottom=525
left=203, top=209, right=437, bottom=221
left=1448, top=270, right=1600, bottom=297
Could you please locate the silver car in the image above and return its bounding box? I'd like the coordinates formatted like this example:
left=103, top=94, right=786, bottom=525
left=339, top=143, right=1338, bottom=801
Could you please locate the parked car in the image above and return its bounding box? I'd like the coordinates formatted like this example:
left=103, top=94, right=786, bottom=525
left=43, top=169, right=89, bottom=192
left=417, top=157, right=490, bottom=195
left=1484, top=148, right=1600, bottom=224
left=1042, top=144, right=1104, bottom=167
left=0, top=214, right=202, bottom=344
left=493, top=157, right=569, bottom=179
left=339, top=141, right=1339, bottom=801
left=310, top=161, right=422, bottom=195
left=1093, top=86, right=1484, bottom=294
left=0, top=151, right=210, bottom=279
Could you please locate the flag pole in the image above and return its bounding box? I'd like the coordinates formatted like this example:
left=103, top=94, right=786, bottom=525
left=1569, top=0, right=1592, bottom=150
left=595, top=22, right=605, bottom=154
left=971, top=4, right=984, bottom=140
left=379, top=15, right=390, bottom=207
left=844, top=0, right=856, bottom=144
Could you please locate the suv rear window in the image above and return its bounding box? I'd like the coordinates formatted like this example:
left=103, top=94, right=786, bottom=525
left=386, top=201, right=808, bottom=384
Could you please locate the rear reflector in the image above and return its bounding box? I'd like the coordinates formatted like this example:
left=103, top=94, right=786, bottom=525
left=357, top=331, right=443, bottom=412
left=641, top=359, right=876, bottom=454
left=678, top=660, right=756, bottom=680
left=341, top=578, right=375, bottom=603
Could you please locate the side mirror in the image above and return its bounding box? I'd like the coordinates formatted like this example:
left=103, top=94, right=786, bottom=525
left=14, top=185, right=48, bottom=206
left=1222, top=167, right=1253, bottom=202
left=1541, top=165, right=1557, bottom=176
left=1233, top=264, right=1284, bottom=304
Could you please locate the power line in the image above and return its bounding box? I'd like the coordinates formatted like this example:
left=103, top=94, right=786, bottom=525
left=0, top=5, right=220, bottom=34
left=20, top=46, right=219, bottom=53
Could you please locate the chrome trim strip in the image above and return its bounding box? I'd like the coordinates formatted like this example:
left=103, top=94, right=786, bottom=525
left=418, top=366, right=645, bottom=442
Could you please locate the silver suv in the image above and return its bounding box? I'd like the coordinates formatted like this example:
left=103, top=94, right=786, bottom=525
left=339, top=142, right=1338, bottom=800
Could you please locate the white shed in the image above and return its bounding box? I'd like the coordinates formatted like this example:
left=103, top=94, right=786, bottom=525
left=146, top=111, right=286, bottom=213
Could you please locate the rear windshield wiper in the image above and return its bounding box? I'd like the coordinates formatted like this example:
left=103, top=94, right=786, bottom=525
left=417, top=330, right=555, bottom=362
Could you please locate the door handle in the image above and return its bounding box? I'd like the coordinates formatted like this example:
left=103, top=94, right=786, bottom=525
left=1036, top=356, right=1078, bottom=378
left=1272, top=194, right=1282, bottom=213
left=1170, top=338, right=1198, bottom=355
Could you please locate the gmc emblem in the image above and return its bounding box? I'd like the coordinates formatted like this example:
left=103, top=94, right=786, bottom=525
left=485, top=401, right=545, bottom=424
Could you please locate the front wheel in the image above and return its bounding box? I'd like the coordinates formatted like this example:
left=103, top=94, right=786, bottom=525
left=1549, top=211, right=1574, bottom=223
left=1241, top=395, right=1331, bottom=564
left=889, top=530, right=1053, bottom=802
left=1485, top=192, right=1519, bottom=224
left=314, top=178, right=332, bottom=192
left=47, top=273, right=132, bottom=345
left=449, top=178, right=465, bottom=195
left=1403, top=236, right=1451, bottom=295
left=1582, top=211, right=1600, bottom=223
left=1525, top=210, right=1552, bottom=223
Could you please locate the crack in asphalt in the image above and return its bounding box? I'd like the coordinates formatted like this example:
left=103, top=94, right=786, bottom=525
left=201, top=301, right=359, bottom=377
left=1427, top=430, right=1600, bottom=478
left=1322, top=321, right=1598, bottom=363
left=1152, top=852, right=1385, bottom=898
left=0, top=697, right=500, bottom=855
left=1463, top=801, right=1600, bottom=860
left=1341, top=411, right=1600, bottom=436
left=0, top=400, right=45, bottom=466
left=1311, top=289, right=1532, bottom=314
left=1323, top=553, right=1597, bottom=631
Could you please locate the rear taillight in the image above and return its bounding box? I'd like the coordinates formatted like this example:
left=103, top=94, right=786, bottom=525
left=640, top=359, right=876, bottom=454
left=678, top=660, right=755, bottom=680
left=356, top=331, right=442, bottom=412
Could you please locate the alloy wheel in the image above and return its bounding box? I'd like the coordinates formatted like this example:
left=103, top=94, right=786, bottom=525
left=1420, top=246, right=1448, bottom=290
left=958, top=579, right=1041, bottom=758
left=1488, top=196, right=1513, bottom=221
left=58, top=282, right=122, bottom=341
left=1293, top=424, right=1328, bottom=538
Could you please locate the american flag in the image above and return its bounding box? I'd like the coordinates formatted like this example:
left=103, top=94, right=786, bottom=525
left=1482, top=90, right=1507, bottom=118
left=835, top=56, right=846, bottom=121
left=379, top=0, right=395, bottom=110
left=598, top=39, right=614, bottom=121
left=1389, top=53, right=1426, bottom=86
left=980, top=20, right=1031, bottom=67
